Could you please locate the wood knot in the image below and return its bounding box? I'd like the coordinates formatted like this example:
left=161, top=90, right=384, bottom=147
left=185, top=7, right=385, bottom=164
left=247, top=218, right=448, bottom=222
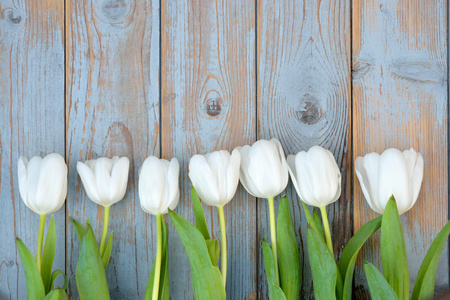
left=6, top=9, right=22, bottom=24
left=296, top=96, right=322, bottom=125
left=101, top=0, right=128, bottom=21
left=205, top=97, right=222, bottom=117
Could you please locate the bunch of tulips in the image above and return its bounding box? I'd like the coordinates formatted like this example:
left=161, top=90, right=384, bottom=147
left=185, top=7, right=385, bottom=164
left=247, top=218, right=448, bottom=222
left=15, top=138, right=450, bottom=300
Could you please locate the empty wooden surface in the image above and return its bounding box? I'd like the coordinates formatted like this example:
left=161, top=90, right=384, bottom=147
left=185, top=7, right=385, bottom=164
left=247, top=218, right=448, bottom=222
left=0, top=0, right=448, bottom=299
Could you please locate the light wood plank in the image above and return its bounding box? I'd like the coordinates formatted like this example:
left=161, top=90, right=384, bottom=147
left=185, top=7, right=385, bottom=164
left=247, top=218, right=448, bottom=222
left=65, top=0, right=160, bottom=298
left=161, top=0, right=257, bottom=298
left=352, top=0, right=448, bottom=297
left=0, top=0, right=65, bottom=298
left=257, top=0, right=351, bottom=298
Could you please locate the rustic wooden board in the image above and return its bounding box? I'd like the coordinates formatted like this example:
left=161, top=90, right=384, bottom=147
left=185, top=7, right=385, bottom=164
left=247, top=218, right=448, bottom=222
left=161, top=0, right=257, bottom=298
left=257, top=0, right=351, bottom=298
left=65, top=0, right=160, bottom=298
left=0, top=0, right=65, bottom=299
left=352, top=0, right=448, bottom=298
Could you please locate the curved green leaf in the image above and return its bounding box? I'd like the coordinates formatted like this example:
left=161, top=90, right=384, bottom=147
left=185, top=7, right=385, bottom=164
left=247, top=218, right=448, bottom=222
left=169, top=210, right=225, bottom=300
left=412, top=219, right=450, bottom=300
left=364, top=261, right=398, bottom=300
left=16, top=238, right=45, bottom=299
left=338, top=216, right=382, bottom=300
left=70, top=217, right=86, bottom=241
left=313, top=208, right=325, bottom=241
left=43, top=288, right=69, bottom=300
left=41, top=215, right=56, bottom=293
left=262, top=239, right=287, bottom=300
left=381, top=196, right=409, bottom=300
left=300, top=200, right=323, bottom=241
left=205, top=239, right=220, bottom=266
left=102, top=231, right=113, bottom=269
left=277, top=196, right=301, bottom=300
left=307, top=227, right=338, bottom=300
left=192, top=187, right=211, bottom=240
left=50, top=269, right=68, bottom=291
left=75, top=227, right=110, bottom=299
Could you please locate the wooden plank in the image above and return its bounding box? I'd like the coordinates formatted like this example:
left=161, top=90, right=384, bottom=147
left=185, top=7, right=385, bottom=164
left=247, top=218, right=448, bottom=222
left=161, top=0, right=257, bottom=298
left=65, top=0, right=160, bottom=298
left=257, top=0, right=351, bottom=298
left=352, top=0, right=448, bottom=297
left=0, top=0, right=65, bottom=298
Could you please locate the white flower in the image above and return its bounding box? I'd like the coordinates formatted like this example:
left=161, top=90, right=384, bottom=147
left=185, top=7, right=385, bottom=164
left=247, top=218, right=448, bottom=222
left=189, top=149, right=241, bottom=207
left=355, top=148, right=424, bottom=215
left=238, top=138, right=289, bottom=199
left=287, top=146, right=341, bottom=207
left=18, top=153, right=68, bottom=215
left=139, top=156, right=180, bottom=215
left=77, top=156, right=130, bottom=207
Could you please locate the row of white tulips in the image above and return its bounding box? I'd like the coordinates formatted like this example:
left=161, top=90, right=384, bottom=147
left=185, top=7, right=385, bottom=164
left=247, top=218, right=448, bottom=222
left=16, top=138, right=425, bottom=300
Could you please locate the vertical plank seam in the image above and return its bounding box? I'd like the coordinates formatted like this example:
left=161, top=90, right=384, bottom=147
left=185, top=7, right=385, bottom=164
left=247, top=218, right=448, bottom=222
left=350, top=0, right=354, bottom=239
left=159, top=0, right=162, bottom=160
left=447, top=0, right=450, bottom=286
left=63, top=0, right=68, bottom=286
left=254, top=0, right=259, bottom=299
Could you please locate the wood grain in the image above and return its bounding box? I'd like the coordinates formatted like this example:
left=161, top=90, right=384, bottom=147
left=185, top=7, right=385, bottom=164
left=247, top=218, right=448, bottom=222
left=161, top=0, right=257, bottom=298
left=257, top=0, right=351, bottom=298
left=0, top=0, right=65, bottom=299
left=352, top=0, right=448, bottom=297
left=65, top=0, right=160, bottom=298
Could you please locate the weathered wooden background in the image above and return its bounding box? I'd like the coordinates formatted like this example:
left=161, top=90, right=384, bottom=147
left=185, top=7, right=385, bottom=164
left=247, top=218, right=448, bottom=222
left=0, top=0, right=448, bottom=299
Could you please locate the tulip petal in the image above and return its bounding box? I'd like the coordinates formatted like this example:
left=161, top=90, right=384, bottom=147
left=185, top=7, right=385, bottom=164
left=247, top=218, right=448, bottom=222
left=224, top=149, right=241, bottom=206
left=355, top=153, right=382, bottom=214
left=189, top=155, right=219, bottom=206
left=109, top=157, right=130, bottom=205
left=25, top=156, right=43, bottom=213
left=403, top=149, right=424, bottom=213
left=77, top=162, right=102, bottom=205
left=270, top=138, right=289, bottom=193
left=139, top=156, right=164, bottom=215
left=94, top=158, right=113, bottom=206
left=166, top=158, right=180, bottom=212
left=18, top=157, right=28, bottom=207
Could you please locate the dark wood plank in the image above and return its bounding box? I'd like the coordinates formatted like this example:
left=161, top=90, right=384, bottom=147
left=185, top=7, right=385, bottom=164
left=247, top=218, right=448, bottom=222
left=352, top=0, right=448, bottom=297
left=65, top=0, right=160, bottom=298
left=161, top=0, right=257, bottom=298
left=257, top=0, right=351, bottom=298
left=0, top=0, right=65, bottom=298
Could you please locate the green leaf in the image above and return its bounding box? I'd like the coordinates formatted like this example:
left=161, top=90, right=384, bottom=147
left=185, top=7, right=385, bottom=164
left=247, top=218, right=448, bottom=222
left=412, top=219, right=450, bottom=300
left=169, top=210, right=225, bottom=300
left=102, top=231, right=113, bottom=269
left=307, top=227, right=338, bottom=300
left=381, top=196, right=409, bottom=300
left=70, top=217, right=86, bottom=241
left=191, top=187, right=211, bottom=240
left=145, top=218, right=170, bottom=300
left=313, top=208, right=325, bottom=241
left=205, top=239, right=220, bottom=266
left=42, top=288, right=69, bottom=300
left=75, top=227, right=110, bottom=299
left=300, top=200, right=323, bottom=240
left=16, top=238, right=45, bottom=299
left=277, top=196, right=301, bottom=300
left=338, top=216, right=382, bottom=300
left=364, top=261, right=398, bottom=300
left=262, top=239, right=287, bottom=300
left=41, top=215, right=56, bottom=293
left=50, top=269, right=68, bottom=291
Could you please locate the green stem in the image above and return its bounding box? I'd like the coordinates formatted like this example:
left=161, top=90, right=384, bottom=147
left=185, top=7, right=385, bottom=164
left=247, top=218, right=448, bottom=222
left=152, top=214, right=163, bottom=300
left=320, top=205, right=334, bottom=256
left=218, top=206, right=227, bottom=287
left=268, top=197, right=279, bottom=285
left=36, top=213, right=46, bottom=273
left=99, top=205, right=111, bottom=256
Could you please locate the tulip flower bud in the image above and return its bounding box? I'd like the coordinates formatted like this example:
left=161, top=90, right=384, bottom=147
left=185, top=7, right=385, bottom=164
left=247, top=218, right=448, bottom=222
left=139, top=156, right=180, bottom=215
left=238, top=138, right=289, bottom=199
left=77, top=156, right=130, bottom=207
left=287, top=146, right=341, bottom=207
left=188, top=149, right=241, bottom=207
left=18, top=153, right=68, bottom=215
left=355, top=148, right=424, bottom=215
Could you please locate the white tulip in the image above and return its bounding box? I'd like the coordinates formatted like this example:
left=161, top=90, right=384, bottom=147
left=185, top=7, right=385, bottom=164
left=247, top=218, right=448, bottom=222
left=139, top=156, right=180, bottom=215
left=18, top=153, right=68, bottom=215
left=189, top=149, right=241, bottom=207
left=238, top=138, right=289, bottom=199
left=77, top=156, right=130, bottom=207
left=355, top=148, right=424, bottom=215
left=287, top=146, right=341, bottom=208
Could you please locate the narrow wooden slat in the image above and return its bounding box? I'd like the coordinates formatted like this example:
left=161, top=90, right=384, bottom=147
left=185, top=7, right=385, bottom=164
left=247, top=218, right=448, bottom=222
left=65, top=0, right=160, bottom=298
left=352, top=0, right=448, bottom=297
left=0, top=0, right=65, bottom=298
left=161, top=0, right=257, bottom=298
left=257, top=0, right=351, bottom=298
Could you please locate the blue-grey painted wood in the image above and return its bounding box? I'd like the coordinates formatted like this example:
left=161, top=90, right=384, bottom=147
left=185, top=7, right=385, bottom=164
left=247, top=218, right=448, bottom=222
left=161, top=0, right=257, bottom=298
left=257, top=0, right=351, bottom=298
left=352, top=0, right=448, bottom=298
left=65, top=0, right=160, bottom=298
left=0, top=0, right=65, bottom=299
